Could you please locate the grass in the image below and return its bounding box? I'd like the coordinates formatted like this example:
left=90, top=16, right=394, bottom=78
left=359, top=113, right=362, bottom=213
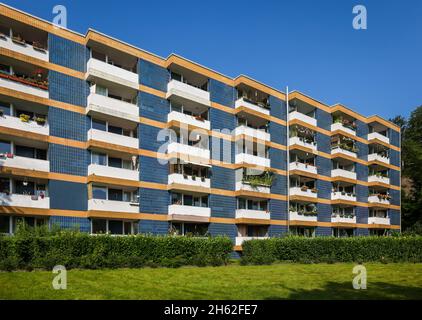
left=0, top=263, right=421, bottom=299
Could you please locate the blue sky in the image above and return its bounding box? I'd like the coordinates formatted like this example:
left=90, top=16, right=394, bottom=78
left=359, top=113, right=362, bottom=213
left=3, top=0, right=422, bottom=119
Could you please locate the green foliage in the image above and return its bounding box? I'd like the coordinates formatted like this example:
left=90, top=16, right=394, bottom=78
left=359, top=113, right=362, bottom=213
left=0, top=231, right=233, bottom=271
left=241, top=236, right=422, bottom=265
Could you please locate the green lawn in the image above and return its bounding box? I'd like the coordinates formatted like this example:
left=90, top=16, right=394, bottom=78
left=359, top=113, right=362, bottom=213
left=0, top=263, right=421, bottom=299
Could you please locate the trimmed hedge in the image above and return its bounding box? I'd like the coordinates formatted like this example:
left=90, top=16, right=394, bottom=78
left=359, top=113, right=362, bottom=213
left=0, top=233, right=233, bottom=271
left=241, top=236, right=422, bottom=265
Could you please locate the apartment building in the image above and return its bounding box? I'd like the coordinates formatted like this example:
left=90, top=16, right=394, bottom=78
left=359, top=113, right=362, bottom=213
left=0, top=4, right=401, bottom=250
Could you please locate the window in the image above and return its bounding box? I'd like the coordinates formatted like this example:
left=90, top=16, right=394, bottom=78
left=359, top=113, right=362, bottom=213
left=12, top=216, right=46, bottom=233
left=183, top=194, right=193, bottom=206
left=92, top=50, right=106, bottom=62
left=0, top=140, right=10, bottom=154
left=238, top=198, right=268, bottom=211
left=108, top=189, right=123, bottom=201
left=92, top=185, right=107, bottom=200
left=171, top=193, right=182, bottom=205
left=108, top=220, right=123, bottom=235
left=95, top=84, right=107, bottom=96
left=0, top=178, right=10, bottom=193
left=15, top=145, right=35, bottom=158
left=108, top=157, right=122, bottom=168
left=15, top=180, right=35, bottom=195
left=0, top=216, right=10, bottom=234
left=92, top=119, right=106, bottom=131
left=92, top=219, right=107, bottom=234
left=0, top=64, right=10, bottom=74
left=108, top=125, right=123, bottom=135
left=171, top=223, right=208, bottom=236
left=92, top=152, right=107, bottom=166
left=171, top=72, right=182, bottom=82
left=0, top=101, right=10, bottom=116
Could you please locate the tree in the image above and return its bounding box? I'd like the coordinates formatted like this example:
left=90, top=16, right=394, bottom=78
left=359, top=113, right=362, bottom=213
left=390, top=106, right=422, bottom=231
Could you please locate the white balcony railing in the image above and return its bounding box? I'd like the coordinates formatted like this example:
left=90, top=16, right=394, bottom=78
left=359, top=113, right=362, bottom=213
left=168, top=173, right=210, bottom=189
left=234, top=125, right=270, bottom=142
left=331, top=215, right=357, bottom=224
left=289, top=111, right=317, bottom=126
left=166, top=80, right=211, bottom=107
left=235, top=209, right=270, bottom=220
left=289, top=211, right=318, bottom=222
left=88, top=129, right=138, bottom=149
left=0, top=76, right=48, bottom=98
left=86, top=58, right=138, bottom=89
left=88, top=199, right=139, bottom=213
left=235, top=153, right=270, bottom=167
left=289, top=137, right=317, bottom=151
left=368, top=132, right=390, bottom=144
left=368, top=216, right=391, bottom=225
left=235, top=181, right=270, bottom=194
left=167, top=111, right=210, bottom=130
left=368, top=175, right=390, bottom=185
left=87, top=93, right=139, bottom=122
left=0, top=193, right=50, bottom=209
left=289, top=162, right=318, bottom=175
left=235, top=97, right=270, bottom=116
left=0, top=115, right=49, bottom=136
left=290, top=187, right=318, bottom=198
left=167, top=142, right=210, bottom=160
left=0, top=156, right=49, bottom=172
left=331, top=169, right=357, bottom=180
left=368, top=153, right=390, bottom=165
left=235, top=236, right=269, bottom=246
left=168, top=205, right=211, bottom=218
left=88, top=164, right=139, bottom=181
left=331, top=191, right=357, bottom=202
left=331, top=122, right=356, bottom=136
left=0, top=35, right=49, bottom=61
left=331, top=146, right=357, bottom=158
left=368, top=195, right=390, bottom=205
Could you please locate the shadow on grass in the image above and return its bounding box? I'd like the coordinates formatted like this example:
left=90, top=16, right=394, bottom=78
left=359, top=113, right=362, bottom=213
left=265, top=281, right=422, bottom=300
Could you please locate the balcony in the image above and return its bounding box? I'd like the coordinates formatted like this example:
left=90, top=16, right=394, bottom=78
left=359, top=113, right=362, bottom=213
left=87, top=93, right=139, bottom=123
left=289, top=111, right=317, bottom=127
left=235, top=97, right=270, bottom=116
left=368, top=195, right=390, bottom=205
left=0, top=34, right=48, bottom=61
left=368, top=216, right=391, bottom=225
left=331, top=146, right=357, bottom=158
left=0, top=114, right=49, bottom=136
left=235, top=209, right=270, bottom=220
left=289, top=161, right=317, bottom=175
left=88, top=164, right=139, bottom=181
left=235, top=153, right=270, bottom=167
left=235, top=236, right=269, bottom=246
left=235, top=181, right=270, bottom=194
left=234, top=125, right=270, bottom=142
left=289, top=211, right=317, bottom=222
left=331, top=169, right=357, bottom=180
left=331, top=191, right=356, bottom=202
left=0, top=193, right=49, bottom=209
left=289, top=136, right=317, bottom=151
left=166, top=80, right=211, bottom=107
left=86, top=58, right=138, bottom=89
left=331, top=214, right=357, bottom=224
left=331, top=122, right=356, bottom=136
left=368, top=153, right=390, bottom=165
left=167, top=142, right=210, bottom=160
left=87, top=129, right=138, bottom=149
left=168, top=173, right=210, bottom=189
left=0, top=155, right=49, bottom=172
left=167, top=111, right=210, bottom=130
left=368, top=175, right=390, bottom=185
left=368, top=132, right=390, bottom=144
left=0, top=73, right=48, bottom=98
left=88, top=199, right=139, bottom=213
left=290, top=187, right=318, bottom=198
left=168, top=204, right=211, bottom=219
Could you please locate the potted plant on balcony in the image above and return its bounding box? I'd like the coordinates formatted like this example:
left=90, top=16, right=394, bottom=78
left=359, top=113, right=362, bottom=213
left=183, top=173, right=188, bottom=179
left=35, top=117, right=46, bottom=126
left=32, top=41, right=46, bottom=53
left=300, top=185, right=308, bottom=192
left=19, top=113, right=30, bottom=123
left=12, top=34, right=26, bottom=46
left=6, top=152, right=13, bottom=158
left=311, top=187, right=318, bottom=193
left=0, top=109, right=3, bottom=117
left=0, top=32, right=6, bottom=40
left=192, top=174, right=197, bottom=181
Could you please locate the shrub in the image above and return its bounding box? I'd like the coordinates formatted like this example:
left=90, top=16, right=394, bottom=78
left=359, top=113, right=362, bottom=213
left=0, top=232, right=233, bottom=271
left=241, top=236, right=422, bottom=265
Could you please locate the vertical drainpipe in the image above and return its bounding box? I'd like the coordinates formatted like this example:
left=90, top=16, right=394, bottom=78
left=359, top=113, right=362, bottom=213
left=286, top=86, right=290, bottom=233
